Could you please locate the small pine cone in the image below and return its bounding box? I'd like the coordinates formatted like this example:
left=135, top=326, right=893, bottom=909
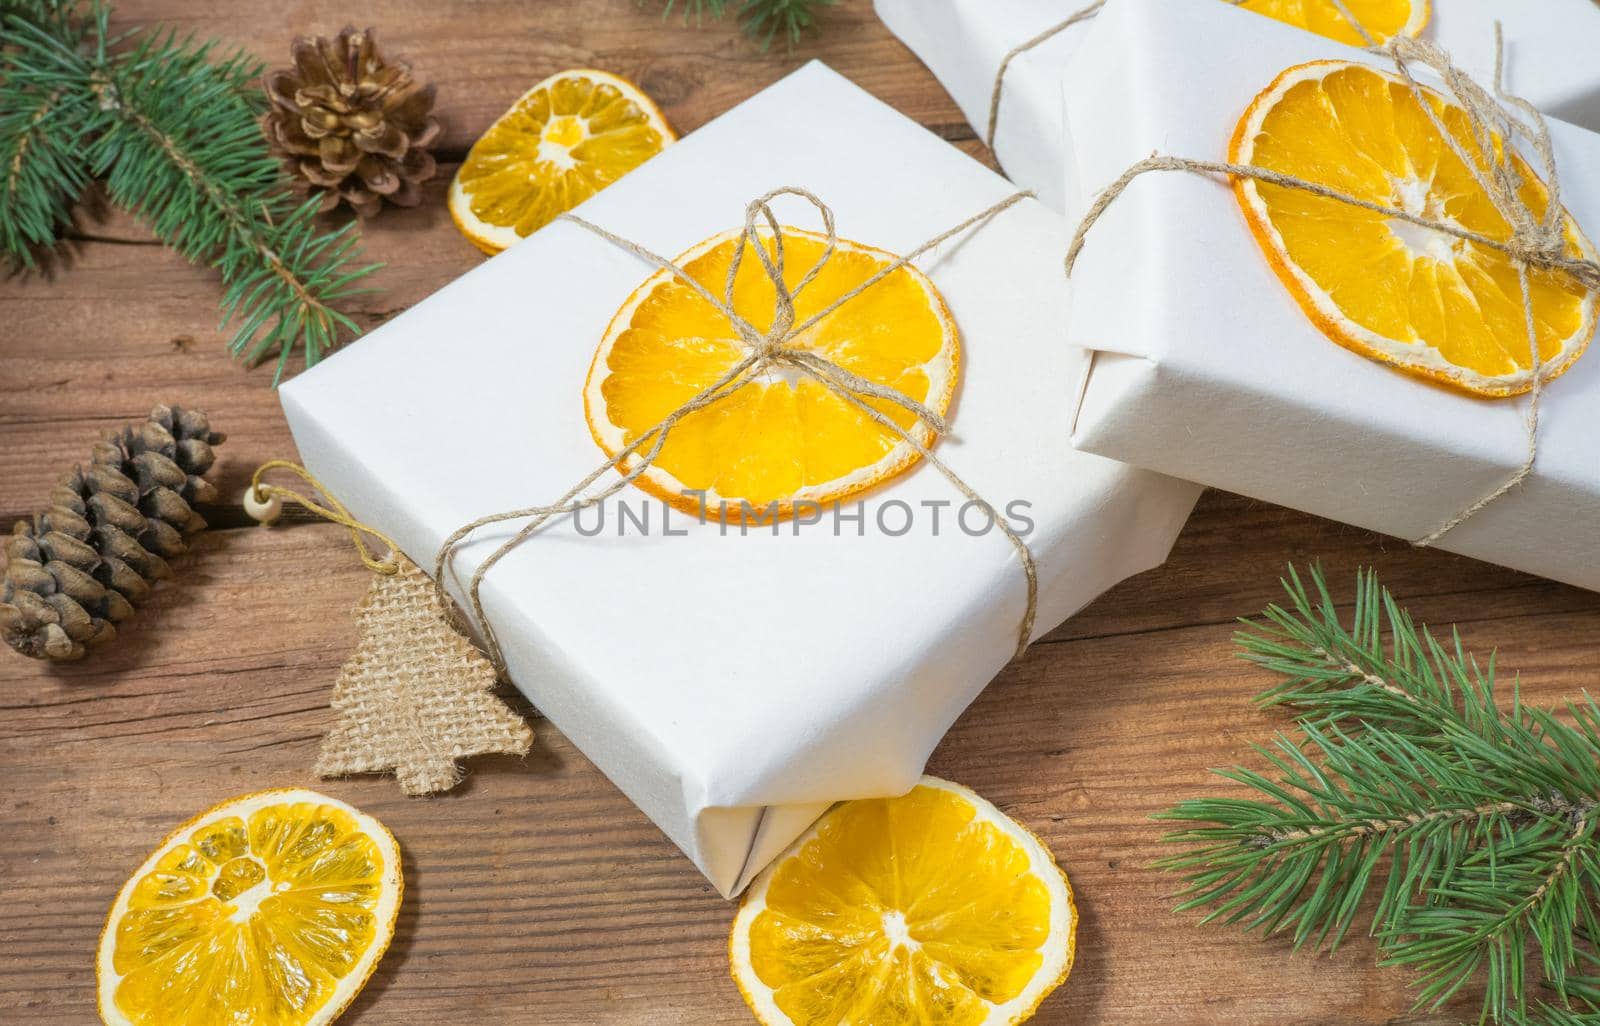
left=262, top=26, right=442, bottom=218
left=0, top=406, right=225, bottom=661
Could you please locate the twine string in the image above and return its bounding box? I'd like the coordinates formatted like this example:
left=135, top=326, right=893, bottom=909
left=1061, top=26, right=1599, bottom=546
left=249, top=460, right=403, bottom=574
left=435, top=187, right=1040, bottom=675
left=985, top=0, right=1107, bottom=152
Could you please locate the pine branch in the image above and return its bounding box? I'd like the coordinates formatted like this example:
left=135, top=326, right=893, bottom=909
left=0, top=83, right=85, bottom=265
left=1240, top=565, right=1514, bottom=745
left=0, top=0, right=69, bottom=18
left=91, top=28, right=375, bottom=381
left=0, top=1, right=378, bottom=382
left=1159, top=566, right=1600, bottom=1024
left=645, top=0, right=836, bottom=48
left=0, top=1, right=93, bottom=264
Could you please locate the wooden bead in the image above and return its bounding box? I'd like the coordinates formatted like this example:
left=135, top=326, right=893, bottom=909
left=243, top=487, right=283, bottom=525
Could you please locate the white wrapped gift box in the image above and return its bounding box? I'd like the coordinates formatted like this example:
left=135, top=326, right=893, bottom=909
left=1065, top=0, right=1600, bottom=590
left=281, top=61, right=1201, bottom=896
left=875, top=0, right=1600, bottom=212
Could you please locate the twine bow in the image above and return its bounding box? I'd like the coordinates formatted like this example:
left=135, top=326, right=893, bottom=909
left=434, top=187, right=1041, bottom=675
left=1056, top=12, right=1600, bottom=545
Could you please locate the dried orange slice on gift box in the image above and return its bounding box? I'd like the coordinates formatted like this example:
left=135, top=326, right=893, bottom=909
left=730, top=777, right=1076, bottom=1026
left=1231, top=60, right=1598, bottom=397
left=449, top=69, right=674, bottom=254
left=584, top=228, right=959, bottom=521
left=97, top=788, right=402, bottom=1026
left=1235, top=0, right=1428, bottom=46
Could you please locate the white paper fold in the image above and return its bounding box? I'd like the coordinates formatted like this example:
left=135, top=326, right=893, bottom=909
left=1065, top=0, right=1600, bottom=591
left=876, top=0, right=1600, bottom=213
left=281, top=61, right=1201, bottom=897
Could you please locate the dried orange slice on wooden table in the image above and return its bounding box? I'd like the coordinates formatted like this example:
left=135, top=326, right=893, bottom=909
left=584, top=228, right=959, bottom=521
left=730, top=777, right=1076, bottom=1026
left=1235, top=0, right=1428, bottom=46
left=449, top=68, right=674, bottom=254
left=97, top=788, right=402, bottom=1026
left=1230, top=60, right=1598, bottom=396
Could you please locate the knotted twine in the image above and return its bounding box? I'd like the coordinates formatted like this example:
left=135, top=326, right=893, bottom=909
left=250, top=459, right=403, bottom=574
left=432, top=187, right=1042, bottom=676
left=994, top=1, right=1600, bottom=545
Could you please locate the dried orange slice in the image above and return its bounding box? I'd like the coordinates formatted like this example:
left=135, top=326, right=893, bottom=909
left=584, top=228, right=959, bottom=522
left=97, top=788, right=402, bottom=1026
left=449, top=69, right=673, bottom=254
left=1231, top=60, right=1597, bottom=396
left=730, top=777, right=1076, bottom=1026
left=1235, top=0, right=1428, bottom=46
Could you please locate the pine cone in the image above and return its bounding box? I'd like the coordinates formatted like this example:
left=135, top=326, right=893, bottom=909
left=262, top=26, right=442, bottom=218
left=0, top=406, right=225, bottom=661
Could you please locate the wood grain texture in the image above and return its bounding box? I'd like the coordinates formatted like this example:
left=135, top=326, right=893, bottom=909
left=2, top=2, right=1597, bottom=1024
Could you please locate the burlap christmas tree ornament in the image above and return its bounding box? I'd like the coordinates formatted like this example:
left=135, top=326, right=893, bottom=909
left=316, top=557, right=532, bottom=794
left=247, top=461, right=532, bottom=795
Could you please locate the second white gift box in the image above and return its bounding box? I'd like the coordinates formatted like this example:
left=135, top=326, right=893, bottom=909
left=280, top=61, right=1201, bottom=896
left=875, top=0, right=1600, bottom=212
left=1064, top=0, right=1600, bottom=590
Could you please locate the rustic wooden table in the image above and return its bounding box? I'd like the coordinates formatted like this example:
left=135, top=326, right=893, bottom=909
left=4, top=2, right=1598, bottom=1023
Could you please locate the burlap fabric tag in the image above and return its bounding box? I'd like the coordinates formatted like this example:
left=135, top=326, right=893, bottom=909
left=314, top=555, right=533, bottom=795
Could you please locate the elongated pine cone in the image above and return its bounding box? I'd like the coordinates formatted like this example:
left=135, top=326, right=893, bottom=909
left=0, top=406, right=225, bottom=661
left=263, top=26, right=442, bottom=218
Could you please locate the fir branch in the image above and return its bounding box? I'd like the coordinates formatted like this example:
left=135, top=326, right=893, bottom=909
left=645, top=0, right=836, bottom=48
left=0, top=0, right=69, bottom=18
left=0, top=1, right=377, bottom=381
left=1241, top=565, right=1513, bottom=746
left=0, top=83, right=86, bottom=265
left=89, top=29, right=374, bottom=381
left=0, top=2, right=92, bottom=264
left=1160, top=566, right=1600, bottom=1025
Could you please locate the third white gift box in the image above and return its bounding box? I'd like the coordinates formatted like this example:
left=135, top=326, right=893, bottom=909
left=1064, top=0, right=1600, bottom=590
left=280, top=61, right=1201, bottom=896
left=875, top=0, right=1600, bottom=212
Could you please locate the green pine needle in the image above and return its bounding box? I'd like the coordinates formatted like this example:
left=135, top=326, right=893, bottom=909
left=1159, top=565, right=1600, bottom=1025
left=1520, top=1010, right=1600, bottom=1026
left=646, top=0, right=836, bottom=48
left=0, top=1, right=378, bottom=383
left=0, top=1, right=93, bottom=265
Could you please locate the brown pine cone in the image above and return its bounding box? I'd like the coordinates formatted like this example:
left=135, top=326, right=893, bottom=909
left=0, top=406, right=225, bottom=661
left=262, top=26, right=442, bottom=218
